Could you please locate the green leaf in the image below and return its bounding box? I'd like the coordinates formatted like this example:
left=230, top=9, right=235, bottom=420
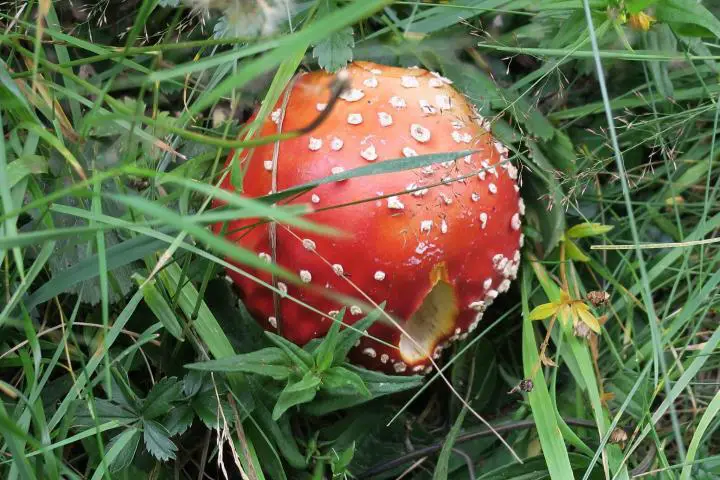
left=320, top=366, right=370, bottom=397
left=192, top=387, right=233, bottom=430
left=565, top=238, right=590, bottom=262
left=185, top=347, right=293, bottom=380
left=313, top=309, right=345, bottom=371
left=566, top=222, right=614, bottom=239
left=142, top=377, right=183, bottom=420
left=313, top=26, right=354, bottom=72
left=520, top=269, right=575, bottom=479
left=142, top=420, right=177, bottom=462
left=334, top=302, right=385, bottom=361
left=265, top=331, right=314, bottom=372
left=164, top=405, right=194, bottom=436
left=655, top=0, right=720, bottom=38
left=331, top=441, right=356, bottom=476
left=433, top=403, right=468, bottom=480
left=272, top=372, right=321, bottom=420
left=6, top=155, right=48, bottom=188
left=133, top=273, right=184, bottom=340
left=107, top=428, right=141, bottom=473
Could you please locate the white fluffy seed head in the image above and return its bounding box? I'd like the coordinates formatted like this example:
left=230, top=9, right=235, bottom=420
left=380, top=353, right=389, bottom=364
left=278, top=282, right=288, bottom=296
left=488, top=183, right=498, bottom=194
left=316, top=103, right=327, bottom=111
left=420, top=220, right=433, bottom=233
left=259, top=252, right=272, bottom=263
left=429, top=77, right=444, bottom=88
left=351, top=305, right=363, bottom=316
left=268, top=316, right=277, bottom=328
left=311, top=194, right=320, bottom=204
left=331, top=166, right=345, bottom=175
left=374, top=270, right=386, bottom=281
left=518, top=198, right=526, bottom=215
left=483, top=278, right=492, bottom=290
left=263, top=160, right=274, bottom=171
left=441, top=219, right=448, bottom=234
left=394, top=362, right=407, bottom=373
left=498, top=279, right=512, bottom=293
left=410, top=124, right=431, bottom=143
left=299, top=270, right=312, bottom=283
left=332, top=264, right=344, bottom=276
left=302, top=238, right=316, bottom=251
left=511, top=213, right=521, bottom=231
left=471, top=192, right=480, bottom=202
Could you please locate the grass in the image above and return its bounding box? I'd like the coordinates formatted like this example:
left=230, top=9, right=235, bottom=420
left=1, top=0, right=719, bottom=479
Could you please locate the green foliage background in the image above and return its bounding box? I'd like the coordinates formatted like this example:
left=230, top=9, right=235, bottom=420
left=1, top=0, right=719, bottom=479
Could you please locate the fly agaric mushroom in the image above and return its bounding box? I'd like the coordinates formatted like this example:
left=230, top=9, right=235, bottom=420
left=213, top=61, right=523, bottom=375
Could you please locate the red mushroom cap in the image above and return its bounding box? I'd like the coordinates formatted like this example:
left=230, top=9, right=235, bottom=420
left=213, top=61, right=523, bottom=375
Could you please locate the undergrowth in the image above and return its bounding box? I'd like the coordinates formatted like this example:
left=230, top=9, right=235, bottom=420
left=1, top=0, right=719, bottom=479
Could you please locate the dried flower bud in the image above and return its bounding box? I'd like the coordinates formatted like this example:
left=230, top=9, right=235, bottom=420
left=519, top=378, right=534, bottom=392
left=587, top=290, right=610, bottom=307
left=609, top=427, right=628, bottom=445
left=627, top=11, right=655, bottom=32
left=509, top=378, right=534, bottom=394
left=574, top=320, right=592, bottom=339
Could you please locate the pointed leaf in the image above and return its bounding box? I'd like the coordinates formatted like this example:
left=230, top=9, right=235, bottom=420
left=107, top=428, right=141, bottom=473
left=185, top=347, right=293, bottom=380
left=566, top=222, right=614, bottom=239
left=565, top=239, right=590, bottom=262
left=272, top=372, right=321, bottom=420
left=142, top=420, right=177, bottom=462
left=573, top=303, right=601, bottom=333
left=334, top=301, right=385, bottom=361
left=320, top=366, right=370, bottom=397
left=142, top=377, right=182, bottom=420
left=265, top=331, right=314, bottom=372
left=529, top=302, right=559, bottom=321
left=314, top=309, right=345, bottom=372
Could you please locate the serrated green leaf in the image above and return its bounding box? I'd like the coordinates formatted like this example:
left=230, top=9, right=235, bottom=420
left=313, top=26, right=354, bottom=72
left=183, top=370, right=205, bottom=397
left=320, top=366, right=370, bottom=397
left=314, top=309, right=345, bottom=372
left=164, top=404, right=194, bottom=436
left=566, top=222, right=614, bottom=239
left=142, top=377, right=183, bottom=420
left=272, top=372, right=321, bottom=420
left=192, top=387, right=233, bottom=430
left=107, top=428, right=141, bottom=473
left=142, top=420, right=177, bottom=462
left=185, top=347, right=293, bottom=380
left=265, top=331, right=314, bottom=372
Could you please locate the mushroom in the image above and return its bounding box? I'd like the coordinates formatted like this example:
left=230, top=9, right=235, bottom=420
left=212, top=61, right=523, bottom=375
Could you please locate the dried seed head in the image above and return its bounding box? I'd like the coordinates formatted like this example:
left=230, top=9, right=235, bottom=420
left=587, top=291, right=610, bottom=307
left=609, top=427, right=628, bottom=445
left=573, top=320, right=593, bottom=340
